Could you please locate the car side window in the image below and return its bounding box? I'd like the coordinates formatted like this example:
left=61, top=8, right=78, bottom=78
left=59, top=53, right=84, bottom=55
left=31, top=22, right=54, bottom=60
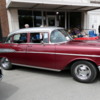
left=13, top=33, right=27, bottom=43
left=50, top=30, right=66, bottom=43
left=30, top=33, right=42, bottom=43
left=30, top=32, right=49, bottom=43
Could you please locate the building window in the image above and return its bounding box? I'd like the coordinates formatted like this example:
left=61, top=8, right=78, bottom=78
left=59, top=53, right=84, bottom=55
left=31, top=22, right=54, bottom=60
left=33, top=11, right=42, bottom=27
left=58, top=12, right=65, bottom=27
left=69, top=12, right=82, bottom=29
left=18, top=10, right=66, bottom=28
left=18, top=10, right=33, bottom=28
left=18, top=10, right=42, bottom=28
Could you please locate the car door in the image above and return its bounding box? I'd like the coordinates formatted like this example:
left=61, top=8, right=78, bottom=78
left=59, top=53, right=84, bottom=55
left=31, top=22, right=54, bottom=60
left=3, top=33, right=28, bottom=65
left=26, top=32, right=56, bottom=69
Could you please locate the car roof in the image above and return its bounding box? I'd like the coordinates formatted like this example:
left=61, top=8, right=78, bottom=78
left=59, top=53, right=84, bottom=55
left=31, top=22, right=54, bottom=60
left=9, top=27, right=64, bottom=36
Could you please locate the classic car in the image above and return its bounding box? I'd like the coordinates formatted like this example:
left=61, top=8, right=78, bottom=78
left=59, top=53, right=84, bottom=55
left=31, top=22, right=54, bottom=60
left=0, top=27, right=100, bottom=83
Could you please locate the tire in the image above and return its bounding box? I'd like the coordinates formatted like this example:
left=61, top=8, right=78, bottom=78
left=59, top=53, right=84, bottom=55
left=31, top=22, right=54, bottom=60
left=0, top=57, right=12, bottom=70
left=71, top=61, right=97, bottom=83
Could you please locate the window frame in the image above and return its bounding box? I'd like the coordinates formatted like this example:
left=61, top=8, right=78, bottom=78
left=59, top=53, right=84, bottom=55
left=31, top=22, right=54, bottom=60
left=5, top=33, right=28, bottom=44
left=50, top=29, right=67, bottom=43
left=30, top=32, right=49, bottom=44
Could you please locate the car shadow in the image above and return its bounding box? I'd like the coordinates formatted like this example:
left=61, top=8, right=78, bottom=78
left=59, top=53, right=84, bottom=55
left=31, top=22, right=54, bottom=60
left=13, top=66, right=100, bottom=83
left=96, top=72, right=100, bottom=81
left=0, top=82, right=18, bottom=100
left=14, top=65, right=71, bottom=78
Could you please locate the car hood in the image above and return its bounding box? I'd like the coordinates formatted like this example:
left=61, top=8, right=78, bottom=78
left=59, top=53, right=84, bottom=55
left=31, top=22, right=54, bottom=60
left=56, top=39, right=100, bottom=56
left=66, top=39, right=100, bottom=47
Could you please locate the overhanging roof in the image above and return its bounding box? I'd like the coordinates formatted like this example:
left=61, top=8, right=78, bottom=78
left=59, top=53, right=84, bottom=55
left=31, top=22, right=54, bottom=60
left=7, top=0, right=100, bottom=11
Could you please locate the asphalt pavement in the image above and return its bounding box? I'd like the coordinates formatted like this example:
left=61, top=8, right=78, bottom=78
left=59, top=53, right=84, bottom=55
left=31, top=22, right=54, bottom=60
left=0, top=66, right=100, bottom=100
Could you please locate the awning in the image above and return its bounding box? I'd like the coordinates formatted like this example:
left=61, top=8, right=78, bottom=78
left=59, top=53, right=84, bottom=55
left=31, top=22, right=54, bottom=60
left=7, top=0, right=100, bottom=11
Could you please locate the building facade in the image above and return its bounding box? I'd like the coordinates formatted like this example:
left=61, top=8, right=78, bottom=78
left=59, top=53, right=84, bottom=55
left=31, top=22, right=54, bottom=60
left=87, top=0, right=100, bottom=33
left=1, top=0, right=100, bottom=40
left=0, top=0, right=9, bottom=41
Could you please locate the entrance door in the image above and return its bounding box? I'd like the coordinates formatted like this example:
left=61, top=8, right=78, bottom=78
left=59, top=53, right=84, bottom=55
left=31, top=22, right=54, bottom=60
left=47, top=16, right=56, bottom=26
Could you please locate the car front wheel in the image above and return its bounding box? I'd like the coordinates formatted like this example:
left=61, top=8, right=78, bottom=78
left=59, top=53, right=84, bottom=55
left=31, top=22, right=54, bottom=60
left=0, top=57, right=12, bottom=70
left=71, top=61, right=97, bottom=83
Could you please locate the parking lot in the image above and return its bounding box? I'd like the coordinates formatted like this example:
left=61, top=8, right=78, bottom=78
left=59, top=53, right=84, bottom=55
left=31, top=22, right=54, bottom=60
left=0, top=66, right=100, bottom=100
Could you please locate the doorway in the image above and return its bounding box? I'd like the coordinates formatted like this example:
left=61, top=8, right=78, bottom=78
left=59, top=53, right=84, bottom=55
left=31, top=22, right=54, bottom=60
left=67, top=12, right=82, bottom=29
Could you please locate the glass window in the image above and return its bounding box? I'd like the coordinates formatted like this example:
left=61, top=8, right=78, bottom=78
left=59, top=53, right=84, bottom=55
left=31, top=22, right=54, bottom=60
left=30, top=32, right=49, bottom=43
left=50, top=29, right=67, bottom=43
left=69, top=12, right=82, bottom=29
left=59, top=12, right=65, bottom=27
left=13, top=33, right=27, bottom=43
left=30, top=33, right=42, bottom=43
left=47, top=12, right=56, bottom=15
left=34, top=11, right=42, bottom=27
left=43, top=12, right=46, bottom=26
left=18, top=10, right=33, bottom=28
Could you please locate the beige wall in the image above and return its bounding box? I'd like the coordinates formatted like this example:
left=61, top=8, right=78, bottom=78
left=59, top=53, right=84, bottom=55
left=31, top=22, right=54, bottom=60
left=7, top=9, right=19, bottom=32
left=87, top=10, right=100, bottom=34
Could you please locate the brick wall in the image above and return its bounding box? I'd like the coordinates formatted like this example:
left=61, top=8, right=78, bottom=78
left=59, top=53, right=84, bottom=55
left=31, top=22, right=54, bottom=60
left=0, top=0, right=9, bottom=41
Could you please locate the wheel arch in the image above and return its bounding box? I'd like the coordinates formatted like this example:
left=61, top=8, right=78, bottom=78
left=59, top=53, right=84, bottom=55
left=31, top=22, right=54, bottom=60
left=64, top=58, right=98, bottom=71
left=0, top=56, right=11, bottom=61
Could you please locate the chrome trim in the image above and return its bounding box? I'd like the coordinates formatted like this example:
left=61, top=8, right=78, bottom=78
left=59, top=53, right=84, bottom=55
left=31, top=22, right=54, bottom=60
left=55, top=53, right=100, bottom=58
left=0, top=49, right=16, bottom=53
left=15, top=51, right=100, bottom=58
left=1, top=48, right=100, bottom=58
left=75, top=64, right=91, bottom=80
left=12, top=63, right=61, bottom=72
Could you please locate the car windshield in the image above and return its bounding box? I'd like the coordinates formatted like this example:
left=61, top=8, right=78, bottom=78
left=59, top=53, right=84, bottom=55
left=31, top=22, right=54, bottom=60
left=50, top=29, right=72, bottom=43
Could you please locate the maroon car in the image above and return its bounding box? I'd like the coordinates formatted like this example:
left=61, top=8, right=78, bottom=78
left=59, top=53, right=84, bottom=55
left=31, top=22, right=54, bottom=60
left=0, top=27, right=100, bottom=83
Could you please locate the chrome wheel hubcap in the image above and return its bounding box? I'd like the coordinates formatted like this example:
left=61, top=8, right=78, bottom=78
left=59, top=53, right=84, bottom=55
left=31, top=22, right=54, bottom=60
left=75, top=64, right=91, bottom=80
left=1, top=58, right=10, bottom=68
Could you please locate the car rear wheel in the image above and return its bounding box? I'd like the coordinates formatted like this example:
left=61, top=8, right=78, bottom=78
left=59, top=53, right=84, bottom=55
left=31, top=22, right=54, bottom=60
left=0, top=57, right=12, bottom=70
left=71, top=61, right=97, bottom=83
